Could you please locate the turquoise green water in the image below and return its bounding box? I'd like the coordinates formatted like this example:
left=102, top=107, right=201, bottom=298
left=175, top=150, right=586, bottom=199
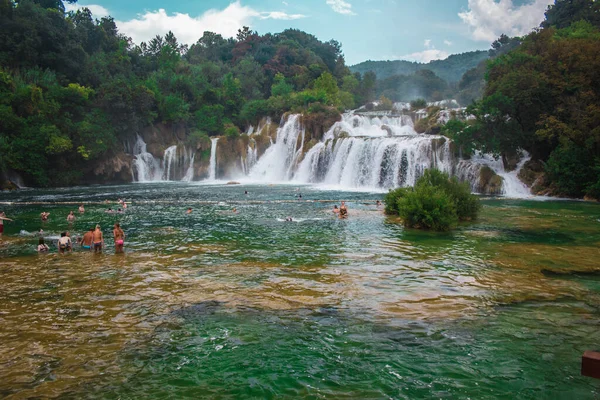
left=0, top=184, right=599, bottom=399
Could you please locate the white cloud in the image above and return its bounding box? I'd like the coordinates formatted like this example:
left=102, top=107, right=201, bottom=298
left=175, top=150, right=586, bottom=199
left=64, top=3, right=110, bottom=18
left=459, top=0, right=553, bottom=42
left=115, top=1, right=306, bottom=45
left=424, top=39, right=432, bottom=48
left=444, top=40, right=453, bottom=46
left=326, top=0, right=355, bottom=15
left=400, top=49, right=449, bottom=63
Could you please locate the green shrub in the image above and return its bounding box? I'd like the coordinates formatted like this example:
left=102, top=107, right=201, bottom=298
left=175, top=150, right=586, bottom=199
left=385, top=169, right=481, bottom=230
left=398, top=184, right=458, bottom=231
left=410, top=98, right=427, bottom=109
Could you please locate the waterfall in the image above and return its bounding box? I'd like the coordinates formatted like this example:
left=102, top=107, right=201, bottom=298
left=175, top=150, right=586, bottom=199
left=182, top=149, right=195, bottom=182
left=132, top=136, right=197, bottom=182
left=132, top=135, right=162, bottom=182
left=245, top=111, right=531, bottom=196
left=162, top=145, right=177, bottom=181
left=248, top=115, right=304, bottom=181
left=208, top=138, right=219, bottom=181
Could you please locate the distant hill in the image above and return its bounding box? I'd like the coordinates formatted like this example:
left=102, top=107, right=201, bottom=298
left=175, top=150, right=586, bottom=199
left=350, top=51, right=489, bottom=83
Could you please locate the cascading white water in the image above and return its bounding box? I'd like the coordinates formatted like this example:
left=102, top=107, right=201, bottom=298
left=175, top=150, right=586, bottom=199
left=132, top=136, right=197, bottom=182
left=245, top=111, right=531, bottom=196
left=182, top=149, right=195, bottom=182
left=162, top=145, right=177, bottom=181
left=132, top=135, right=163, bottom=182
left=208, top=138, right=219, bottom=181
left=465, top=152, right=532, bottom=197
left=248, top=115, right=304, bottom=181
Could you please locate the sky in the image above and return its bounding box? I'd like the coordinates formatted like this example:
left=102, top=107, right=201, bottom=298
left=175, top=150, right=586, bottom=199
left=65, top=0, right=555, bottom=65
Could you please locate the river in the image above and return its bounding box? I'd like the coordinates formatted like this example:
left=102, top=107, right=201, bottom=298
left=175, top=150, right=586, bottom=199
left=0, top=183, right=599, bottom=398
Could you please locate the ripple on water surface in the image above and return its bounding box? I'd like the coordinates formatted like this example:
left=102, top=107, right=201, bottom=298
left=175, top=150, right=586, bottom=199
left=0, top=184, right=599, bottom=398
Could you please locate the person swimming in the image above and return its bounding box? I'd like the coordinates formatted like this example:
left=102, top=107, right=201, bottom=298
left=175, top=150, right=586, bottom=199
left=67, top=211, right=76, bottom=223
left=113, top=223, right=125, bottom=254
left=333, top=205, right=340, bottom=214
left=106, top=208, right=114, bottom=213
left=285, top=216, right=293, bottom=222
left=339, top=201, right=348, bottom=219
left=376, top=200, right=382, bottom=207
left=40, top=212, right=50, bottom=221
left=186, top=207, right=192, bottom=214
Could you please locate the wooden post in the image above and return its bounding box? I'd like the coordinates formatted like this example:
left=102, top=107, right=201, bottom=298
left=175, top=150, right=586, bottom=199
left=582, top=351, right=600, bottom=379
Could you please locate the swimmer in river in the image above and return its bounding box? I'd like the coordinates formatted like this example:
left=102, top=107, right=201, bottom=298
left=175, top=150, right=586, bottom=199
left=339, top=201, right=348, bottom=219
left=40, top=212, right=50, bottom=222
left=37, top=237, right=49, bottom=252
left=333, top=205, right=340, bottom=214
left=232, top=208, right=238, bottom=213
left=285, top=216, right=293, bottom=222
left=106, top=208, right=114, bottom=214
left=78, top=204, right=85, bottom=214
left=117, top=208, right=123, bottom=213
left=186, top=207, right=192, bottom=214
left=376, top=200, right=382, bottom=207
left=244, top=190, right=248, bottom=195
left=122, top=202, right=127, bottom=210
left=113, top=223, right=125, bottom=254
left=58, top=232, right=72, bottom=254
left=93, top=225, right=103, bottom=253
left=67, top=211, right=76, bottom=223
left=0, top=211, right=12, bottom=237
left=80, top=228, right=94, bottom=251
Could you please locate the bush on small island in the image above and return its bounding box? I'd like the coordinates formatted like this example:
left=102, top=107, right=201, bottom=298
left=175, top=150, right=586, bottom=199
left=384, top=169, right=481, bottom=231
left=410, top=98, right=427, bottom=110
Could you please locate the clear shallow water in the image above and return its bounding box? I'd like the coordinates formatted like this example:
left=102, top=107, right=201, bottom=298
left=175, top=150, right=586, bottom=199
left=0, top=184, right=599, bottom=399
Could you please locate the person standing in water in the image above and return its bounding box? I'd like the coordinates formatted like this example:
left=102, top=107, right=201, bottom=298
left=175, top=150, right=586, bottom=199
left=67, top=211, right=76, bottom=224
left=78, top=204, right=85, bottom=214
left=40, top=212, right=50, bottom=222
left=332, top=205, right=340, bottom=215
left=93, top=225, right=104, bottom=253
left=37, top=237, right=49, bottom=252
left=186, top=207, right=193, bottom=214
left=58, top=232, right=72, bottom=254
left=0, top=211, right=12, bottom=237
left=80, top=228, right=94, bottom=251
left=113, top=223, right=125, bottom=254
left=339, top=201, right=348, bottom=219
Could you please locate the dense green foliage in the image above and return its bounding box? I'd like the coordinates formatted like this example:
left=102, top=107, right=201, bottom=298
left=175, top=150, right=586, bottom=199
left=0, top=0, right=371, bottom=186
left=385, top=169, right=481, bottom=231
left=458, top=1, right=600, bottom=198
left=350, top=51, right=489, bottom=82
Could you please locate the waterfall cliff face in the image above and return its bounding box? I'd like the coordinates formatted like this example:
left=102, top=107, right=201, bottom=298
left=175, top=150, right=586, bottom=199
left=244, top=112, right=530, bottom=196
left=132, top=136, right=196, bottom=182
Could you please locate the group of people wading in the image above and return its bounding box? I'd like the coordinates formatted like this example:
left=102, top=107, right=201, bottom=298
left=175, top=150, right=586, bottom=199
left=1, top=202, right=126, bottom=254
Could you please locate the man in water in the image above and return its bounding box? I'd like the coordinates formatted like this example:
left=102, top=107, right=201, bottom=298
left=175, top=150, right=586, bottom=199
left=113, top=223, right=125, bottom=254
left=339, top=201, right=348, bottom=219
left=58, top=232, right=72, bottom=254
left=78, top=204, right=85, bottom=214
left=93, top=225, right=103, bottom=253
left=106, top=208, right=114, bottom=213
left=40, top=212, right=50, bottom=221
left=67, top=211, right=76, bottom=223
left=0, top=211, right=12, bottom=237
left=186, top=207, right=193, bottom=214
left=376, top=200, right=382, bottom=207
left=80, top=228, right=94, bottom=251
left=333, top=205, right=340, bottom=214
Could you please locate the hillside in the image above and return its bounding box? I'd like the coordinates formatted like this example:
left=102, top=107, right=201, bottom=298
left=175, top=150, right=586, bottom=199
left=350, top=51, right=489, bottom=82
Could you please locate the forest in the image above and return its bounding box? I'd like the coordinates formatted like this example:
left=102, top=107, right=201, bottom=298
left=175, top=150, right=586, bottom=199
left=445, top=0, right=600, bottom=199
left=0, top=0, right=375, bottom=186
